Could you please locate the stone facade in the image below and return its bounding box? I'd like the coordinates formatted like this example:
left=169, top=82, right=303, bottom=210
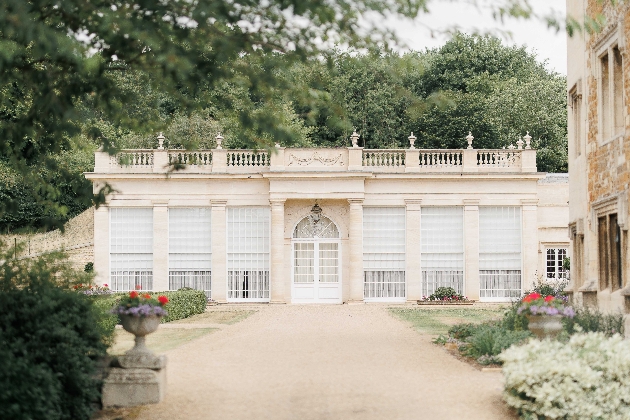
left=567, top=1, right=630, bottom=312
left=86, top=139, right=569, bottom=304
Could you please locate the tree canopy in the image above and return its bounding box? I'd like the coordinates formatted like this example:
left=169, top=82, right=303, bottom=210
left=1, top=0, right=570, bottom=232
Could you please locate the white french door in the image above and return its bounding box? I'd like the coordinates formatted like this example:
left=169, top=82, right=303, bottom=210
left=292, top=240, right=341, bottom=303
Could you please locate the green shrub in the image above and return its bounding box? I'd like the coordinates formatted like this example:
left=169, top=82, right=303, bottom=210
left=501, top=300, right=529, bottom=332
left=563, top=306, right=625, bottom=337
left=151, top=289, right=207, bottom=323
left=463, top=323, right=531, bottom=359
left=0, top=249, right=113, bottom=420
left=90, top=294, right=122, bottom=345
left=447, top=323, right=478, bottom=340
left=501, top=332, right=630, bottom=419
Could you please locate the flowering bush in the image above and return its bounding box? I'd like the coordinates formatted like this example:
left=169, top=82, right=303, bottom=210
left=517, top=292, right=575, bottom=318
left=72, top=283, right=112, bottom=296
left=420, top=286, right=470, bottom=302
left=500, top=332, right=630, bottom=419
left=112, top=291, right=169, bottom=317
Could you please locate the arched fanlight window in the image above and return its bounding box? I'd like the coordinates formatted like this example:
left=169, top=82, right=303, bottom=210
left=293, top=204, right=339, bottom=239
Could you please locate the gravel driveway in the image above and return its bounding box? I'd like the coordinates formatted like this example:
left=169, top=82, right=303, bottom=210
left=137, top=304, right=515, bottom=420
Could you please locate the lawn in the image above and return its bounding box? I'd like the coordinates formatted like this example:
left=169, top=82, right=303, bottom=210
left=389, top=306, right=506, bottom=336
left=170, top=309, right=256, bottom=325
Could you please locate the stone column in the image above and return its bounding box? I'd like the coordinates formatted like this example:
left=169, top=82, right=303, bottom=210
left=522, top=199, right=539, bottom=292
left=348, top=199, right=364, bottom=302
left=94, top=205, right=109, bottom=286
left=270, top=199, right=286, bottom=303
left=152, top=201, right=169, bottom=292
left=463, top=200, right=480, bottom=301
left=211, top=200, right=228, bottom=303
left=405, top=200, right=422, bottom=301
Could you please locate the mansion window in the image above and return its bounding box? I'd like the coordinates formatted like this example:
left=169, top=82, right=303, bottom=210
left=363, top=207, right=406, bottom=300
left=110, top=208, right=153, bottom=291
left=569, top=83, right=582, bottom=157
left=600, top=45, right=624, bottom=141
left=169, top=208, right=212, bottom=298
left=546, top=248, right=568, bottom=281
left=227, top=207, right=270, bottom=301
left=421, top=207, right=464, bottom=296
left=598, top=214, right=622, bottom=290
left=479, top=207, right=522, bottom=299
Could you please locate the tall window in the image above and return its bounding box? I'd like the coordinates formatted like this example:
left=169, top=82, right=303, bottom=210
left=363, top=207, right=406, bottom=300
left=421, top=207, right=464, bottom=296
left=600, top=45, right=624, bottom=142
left=598, top=213, right=622, bottom=290
left=169, top=208, right=212, bottom=298
left=110, top=208, right=153, bottom=291
left=570, top=84, right=582, bottom=158
left=227, top=207, right=270, bottom=300
left=546, top=248, right=568, bottom=280
left=479, top=207, right=522, bottom=299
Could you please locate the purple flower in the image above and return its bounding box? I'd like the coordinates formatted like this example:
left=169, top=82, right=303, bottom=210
left=529, top=305, right=539, bottom=315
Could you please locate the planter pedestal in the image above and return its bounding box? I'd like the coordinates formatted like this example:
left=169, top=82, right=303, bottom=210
left=526, top=315, right=563, bottom=339
left=102, top=315, right=167, bottom=408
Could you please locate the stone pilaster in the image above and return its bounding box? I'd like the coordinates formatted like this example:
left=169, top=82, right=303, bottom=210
left=348, top=199, right=364, bottom=302
left=270, top=199, right=286, bottom=303
left=152, top=201, right=169, bottom=292
left=94, top=205, right=109, bottom=286
left=522, top=199, right=539, bottom=292
left=211, top=200, right=228, bottom=303
left=463, top=200, right=480, bottom=301
left=405, top=200, right=422, bottom=301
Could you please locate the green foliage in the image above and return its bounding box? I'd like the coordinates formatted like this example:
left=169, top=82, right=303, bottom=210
left=429, top=286, right=463, bottom=300
left=158, top=289, right=207, bottom=323
left=89, top=295, right=121, bottom=345
left=460, top=323, right=531, bottom=359
left=447, top=323, right=479, bottom=341
left=84, top=262, right=94, bottom=273
left=0, top=246, right=113, bottom=420
left=563, top=307, right=625, bottom=337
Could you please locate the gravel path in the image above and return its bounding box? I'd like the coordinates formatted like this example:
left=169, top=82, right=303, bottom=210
left=137, top=304, right=515, bottom=420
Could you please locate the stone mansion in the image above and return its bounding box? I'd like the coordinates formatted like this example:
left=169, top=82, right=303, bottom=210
left=86, top=132, right=569, bottom=304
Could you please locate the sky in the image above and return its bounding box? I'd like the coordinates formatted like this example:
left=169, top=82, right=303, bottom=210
left=388, top=0, right=568, bottom=74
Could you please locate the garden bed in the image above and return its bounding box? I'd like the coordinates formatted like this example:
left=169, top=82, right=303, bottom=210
left=417, top=300, right=474, bottom=305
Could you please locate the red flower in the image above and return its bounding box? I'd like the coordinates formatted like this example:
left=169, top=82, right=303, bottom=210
left=523, top=292, right=542, bottom=303
left=144, top=293, right=151, bottom=299
left=158, top=295, right=169, bottom=305
left=544, top=295, right=555, bottom=302
left=73, top=285, right=79, bottom=290
left=103, top=284, right=108, bottom=287
left=129, top=291, right=139, bottom=299
left=135, top=284, right=142, bottom=290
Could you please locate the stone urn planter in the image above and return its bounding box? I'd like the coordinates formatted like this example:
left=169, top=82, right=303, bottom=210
left=120, top=314, right=163, bottom=355
left=526, top=314, right=564, bottom=339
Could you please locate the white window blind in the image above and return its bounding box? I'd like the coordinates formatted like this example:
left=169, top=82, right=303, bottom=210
left=169, top=208, right=212, bottom=298
left=421, top=207, right=464, bottom=296
left=546, top=248, right=568, bottom=280
left=110, top=208, right=153, bottom=291
left=363, top=207, right=406, bottom=299
left=227, top=207, right=270, bottom=300
left=479, top=207, right=522, bottom=299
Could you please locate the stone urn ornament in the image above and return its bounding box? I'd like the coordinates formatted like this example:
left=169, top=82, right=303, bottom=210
left=518, top=292, right=575, bottom=339
left=112, top=289, right=170, bottom=356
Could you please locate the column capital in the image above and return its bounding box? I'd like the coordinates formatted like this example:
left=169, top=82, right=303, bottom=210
left=210, top=199, right=228, bottom=208
left=463, top=199, right=480, bottom=207
left=269, top=199, right=287, bottom=206
left=521, top=198, right=539, bottom=206
left=152, top=199, right=169, bottom=207
left=404, top=199, right=422, bottom=211
left=347, top=198, right=364, bottom=205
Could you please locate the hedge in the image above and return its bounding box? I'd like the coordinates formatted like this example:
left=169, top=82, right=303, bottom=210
left=92, top=288, right=207, bottom=325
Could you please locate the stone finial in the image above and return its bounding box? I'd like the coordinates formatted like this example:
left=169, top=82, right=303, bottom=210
left=350, top=129, right=360, bottom=148
left=275, top=143, right=281, bottom=148
left=516, top=136, right=524, bottom=150
left=408, top=132, right=417, bottom=149
left=215, top=132, right=224, bottom=150
left=523, top=131, right=532, bottom=149
left=466, top=132, right=474, bottom=149
left=157, top=132, right=165, bottom=150
left=508, top=143, right=516, bottom=150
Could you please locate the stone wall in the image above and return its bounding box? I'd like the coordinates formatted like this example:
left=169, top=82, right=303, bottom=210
left=0, top=208, right=94, bottom=271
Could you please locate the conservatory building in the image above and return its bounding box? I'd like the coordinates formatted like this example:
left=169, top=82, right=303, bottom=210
left=87, top=133, right=569, bottom=303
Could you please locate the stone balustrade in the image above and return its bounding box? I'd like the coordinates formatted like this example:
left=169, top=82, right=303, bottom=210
left=94, top=146, right=537, bottom=174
